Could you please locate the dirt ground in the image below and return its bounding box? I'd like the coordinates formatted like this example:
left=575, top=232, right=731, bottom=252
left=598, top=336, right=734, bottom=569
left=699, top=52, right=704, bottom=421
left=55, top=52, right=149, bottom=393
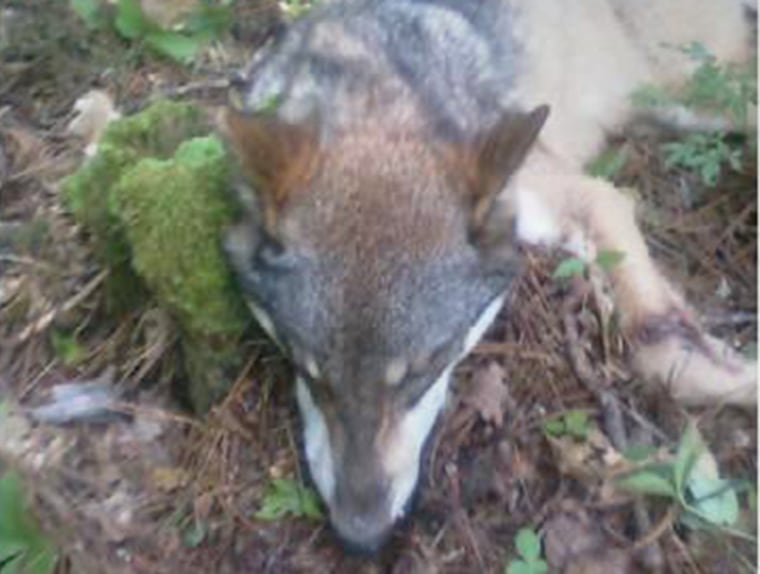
left=0, top=2, right=756, bottom=573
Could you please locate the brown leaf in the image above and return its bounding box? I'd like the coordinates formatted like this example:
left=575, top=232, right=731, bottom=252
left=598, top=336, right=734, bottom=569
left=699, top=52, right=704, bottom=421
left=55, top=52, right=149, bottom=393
left=545, top=510, right=635, bottom=574
left=548, top=428, right=621, bottom=485
left=2, top=126, right=45, bottom=172
left=151, top=466, right=189, bottom=492
left=464, top=362, right=509, bottom=427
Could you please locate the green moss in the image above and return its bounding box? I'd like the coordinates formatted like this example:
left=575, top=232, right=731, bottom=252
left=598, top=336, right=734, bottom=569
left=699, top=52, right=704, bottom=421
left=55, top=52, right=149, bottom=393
left=62, top=99, right=212, bottom=312
left=60, top=100, right=249, bottom=412
left=113, top=136, right=246, bottom=341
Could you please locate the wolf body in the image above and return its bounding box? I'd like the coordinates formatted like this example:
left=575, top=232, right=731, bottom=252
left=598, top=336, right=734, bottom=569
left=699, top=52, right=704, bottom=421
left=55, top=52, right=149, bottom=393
left=223, top=0, right=756, bottom=552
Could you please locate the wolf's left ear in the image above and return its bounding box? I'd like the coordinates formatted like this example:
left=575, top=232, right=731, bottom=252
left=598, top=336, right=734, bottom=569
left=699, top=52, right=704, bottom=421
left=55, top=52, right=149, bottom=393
left=466, top=105, right=550, bottom=233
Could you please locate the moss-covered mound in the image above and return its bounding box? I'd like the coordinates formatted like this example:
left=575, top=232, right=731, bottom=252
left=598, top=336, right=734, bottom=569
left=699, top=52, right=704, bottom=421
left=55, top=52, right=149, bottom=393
left=61, top=100, right=249, bottom=412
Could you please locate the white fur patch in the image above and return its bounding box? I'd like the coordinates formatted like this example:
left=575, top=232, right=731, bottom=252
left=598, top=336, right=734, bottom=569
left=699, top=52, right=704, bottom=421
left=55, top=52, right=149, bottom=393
left=295, top=378, right=336, bottom=503
left=296, top=295, right=505, bottom=520
left=386, top=364, right=453, bottom=519
left=246, top=302, right=280, bottom=345
left=515, top=187, right=561, bottom=246
left=384, top=294, right=505, bottom=519
left=463, top=295, right=505, bottom=354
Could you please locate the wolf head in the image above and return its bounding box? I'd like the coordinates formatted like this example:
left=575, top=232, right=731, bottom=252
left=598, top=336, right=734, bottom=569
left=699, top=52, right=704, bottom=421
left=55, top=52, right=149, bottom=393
left=222, top=105, right=547, bottom=552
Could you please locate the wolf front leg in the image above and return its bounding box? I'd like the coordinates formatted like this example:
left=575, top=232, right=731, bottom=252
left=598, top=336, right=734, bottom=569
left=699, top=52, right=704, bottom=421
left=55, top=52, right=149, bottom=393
left=512, top=149, right=756, bottom=406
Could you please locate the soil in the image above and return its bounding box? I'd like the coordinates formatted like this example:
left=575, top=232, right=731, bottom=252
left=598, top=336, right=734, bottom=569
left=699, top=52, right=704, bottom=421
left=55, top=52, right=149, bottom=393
left=0, top=2, right=756, bottom=573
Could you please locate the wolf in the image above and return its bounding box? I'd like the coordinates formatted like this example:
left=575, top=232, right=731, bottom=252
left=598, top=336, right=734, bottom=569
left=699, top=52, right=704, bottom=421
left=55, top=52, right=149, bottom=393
left=221, top=0, right=757, bottom=553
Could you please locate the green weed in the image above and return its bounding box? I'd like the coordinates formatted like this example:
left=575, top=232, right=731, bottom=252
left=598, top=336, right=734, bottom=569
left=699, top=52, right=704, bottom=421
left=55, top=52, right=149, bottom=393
left=70, top=0, right=232, bottom=64
left=0, top=472, right=58, bottom=574
left=255, top=478, right=322, bottom=521
left=616, top=421, right=748, bottom=533
left=505, top=528, right=547, bottom=574
left=631, top=42, right=756, bottom=186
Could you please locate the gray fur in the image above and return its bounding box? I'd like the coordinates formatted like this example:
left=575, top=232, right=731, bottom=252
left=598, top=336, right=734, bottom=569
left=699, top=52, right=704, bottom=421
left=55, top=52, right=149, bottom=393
left=226, top=0, right=532, bottom=552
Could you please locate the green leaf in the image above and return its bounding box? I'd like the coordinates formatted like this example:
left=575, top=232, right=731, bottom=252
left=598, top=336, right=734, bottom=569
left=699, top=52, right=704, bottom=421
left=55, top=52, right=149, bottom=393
left=674, top=421, right=705, bottom=494
left=595, top=249, right=625, bottom=272
left=586, top=147, right=627, bottom=181
left=1, top=555, right=22, bottom=574
left=630, top=85, right=672, bottom=108
left=515, top=528, right=541, bottom=561
left=563, top=410, right=589, bottom=439
left=115, top=0, right=150, bottom=40
left=145, top=31, right=203, bottom=63
left=0, top=540, right=26, bottom=563
left=71, top=0, right=103, bottom=29
left=506, top=558, right=547, bottom=574
left=687, top=477, right=739, bottom=526
left=506, top=561, right=533, bottom=574
left=552, top=257, right=585, bottom=279
left=182, top=4, right=232, bottom=40
left=181, top=520, right=207, bottom=548
left=542, top=417, right=565, bottom=437
left=616, top=464, right=677, bottom=498
left=50, top=331, right=85, bottom=367
left=0, top=472, right=57, bottom=574
left=255, top=478, right=322, bottom=521
left=622, top=444, right=658, bottom=462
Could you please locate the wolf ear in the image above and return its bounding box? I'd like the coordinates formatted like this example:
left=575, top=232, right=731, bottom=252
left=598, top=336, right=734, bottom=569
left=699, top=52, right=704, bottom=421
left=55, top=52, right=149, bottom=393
left=468, top=105, right=549, bottom=232
left=220, top=107, right=320, bottom=232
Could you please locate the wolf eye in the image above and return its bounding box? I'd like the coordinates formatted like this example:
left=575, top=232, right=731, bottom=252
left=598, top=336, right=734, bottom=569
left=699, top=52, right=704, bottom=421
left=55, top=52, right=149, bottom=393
left=254, top=238, right=297, bottom=271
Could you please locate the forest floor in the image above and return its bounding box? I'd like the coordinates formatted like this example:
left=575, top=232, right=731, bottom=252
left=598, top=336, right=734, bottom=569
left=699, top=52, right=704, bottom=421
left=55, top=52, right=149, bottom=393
left=0, top=1, right=756, bottom=572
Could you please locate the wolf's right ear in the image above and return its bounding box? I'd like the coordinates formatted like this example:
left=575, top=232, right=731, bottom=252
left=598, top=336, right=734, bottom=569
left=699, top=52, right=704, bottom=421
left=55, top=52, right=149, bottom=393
left=219, top=107, right=320, bottom=232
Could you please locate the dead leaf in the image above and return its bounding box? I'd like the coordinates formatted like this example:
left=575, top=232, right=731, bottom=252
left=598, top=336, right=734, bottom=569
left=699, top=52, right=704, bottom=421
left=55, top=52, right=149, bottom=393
left=151, top=466, right=189, bottom=492
left=548, top=428, right=622, bottom=485
left=2, top=126, right=46, bottom=172
left=544, top=510, right=635, bottom=574
left=194, top=492, right=214, bottom=522
left=464, top=362, right=509, bottom=427
left=67, top=90, right=121, bottom=157
left=565, top=549, right=633, bottom=574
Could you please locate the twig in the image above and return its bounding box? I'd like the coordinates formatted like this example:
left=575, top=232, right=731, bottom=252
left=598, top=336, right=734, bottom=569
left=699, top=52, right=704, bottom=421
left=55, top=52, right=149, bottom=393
left=562, top=285, right=666, bottom=571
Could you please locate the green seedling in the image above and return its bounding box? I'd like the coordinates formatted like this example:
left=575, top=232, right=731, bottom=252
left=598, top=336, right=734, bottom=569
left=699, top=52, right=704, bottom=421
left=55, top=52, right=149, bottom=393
left=616, top=421, right=744, bottom=531
left=505, top=528, right=548, bottom=574
left=543, top=409, right=591, bottom=440
left=0, top=472, right=58, bottom=574
left=71, top=0, right=232, bottom=64
left=552, top=249, right=626, bottom=279
left=255, top=478, right=323, bottom=521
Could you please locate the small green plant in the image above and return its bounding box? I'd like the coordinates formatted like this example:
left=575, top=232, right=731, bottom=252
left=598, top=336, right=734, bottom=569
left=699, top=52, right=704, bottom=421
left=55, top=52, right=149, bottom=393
left=616, top=421, right=743, bottom=530
left=552, top=249, right=625, bottom=279
left=255, top=478, right=322, bottom=521
left=50, top=330, right=86, bottom=367
left=70, top=0, right=232, bottom=64
left=505, top=528, right=548, bottom=574
left=0, top=472, right=58, bottom=574
left=631, top=42, right=756, bottom=187
left=543, top=409, right=590, bottom=440
left=586, top=146, right=628, bottom=181
left=662, top=132, right=743, bottom=187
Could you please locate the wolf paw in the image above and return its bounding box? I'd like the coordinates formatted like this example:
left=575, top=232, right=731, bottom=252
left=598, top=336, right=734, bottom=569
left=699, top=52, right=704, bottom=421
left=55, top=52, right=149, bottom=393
left=629, top=311, right=756, bottom=407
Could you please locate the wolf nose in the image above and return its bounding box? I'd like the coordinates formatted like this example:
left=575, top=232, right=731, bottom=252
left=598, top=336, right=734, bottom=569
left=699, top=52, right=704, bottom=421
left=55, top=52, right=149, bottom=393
left=332, top=511, right=394, bottom=555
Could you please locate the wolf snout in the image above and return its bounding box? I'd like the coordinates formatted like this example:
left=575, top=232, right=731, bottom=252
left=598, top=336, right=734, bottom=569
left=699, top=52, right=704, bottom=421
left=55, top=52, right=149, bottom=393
left=330, top=503, right=395, bottom=554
